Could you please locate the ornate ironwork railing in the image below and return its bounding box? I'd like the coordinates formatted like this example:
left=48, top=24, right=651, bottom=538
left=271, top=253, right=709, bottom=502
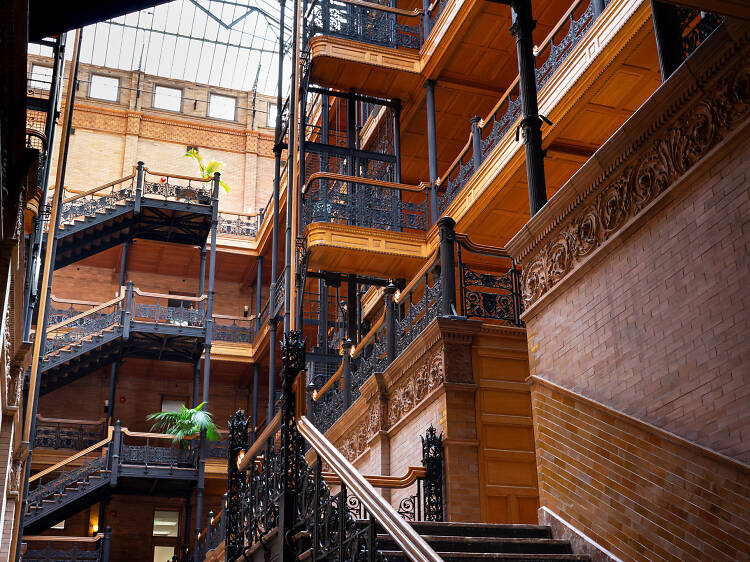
left=212, top=315, right=255, bottom=343
left=302, top=172, right=429, bottom=232
left=195, top=499, right=226, bottom=559
left=437, top=0, right=604, bottom=214
left=59, top=175, right=136, bottom=226
left=130, top=289, right=207, bottom=328
left=306, top=0, right=424, bottom=51
left=34, top=417, right=107, bottom=450
left=119, top=429, right=199, bottom=469
left=22, top=533, right=110, bottom=562
left=27, top=454, right=109, bottom=512
left=456, top=234, right=523, bottom=326
left=217, top=211, right=262, bottom=238
left=44, top=293, right=124, bottom=357
left=677, top=7, right=724, bottom=59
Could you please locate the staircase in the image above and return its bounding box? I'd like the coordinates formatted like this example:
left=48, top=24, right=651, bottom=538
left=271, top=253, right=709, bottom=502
left=24, top=455, right=111, bottom=534
left=377, top=522, right=589, bottom=561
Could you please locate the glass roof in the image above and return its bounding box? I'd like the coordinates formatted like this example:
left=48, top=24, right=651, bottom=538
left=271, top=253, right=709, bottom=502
left=29, top=0, right=291, bottom=96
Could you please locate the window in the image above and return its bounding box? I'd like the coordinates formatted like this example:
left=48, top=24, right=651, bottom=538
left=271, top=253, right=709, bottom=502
left=153, top=85, right=182, bottom=112
left=153, top=546, right=175, bottom=562
left=51, top=520, right=65, bottom=530
left=89, top=74, right=119, bottom=102
left=267, top=103, right=277, bottom=128
left=30, top=64, right=53, bottom=91
left=160, top=399, right=184, bottom=413
left=208, top=93, right=236, bottom=121
left=153, top=510, right=179, bottom=537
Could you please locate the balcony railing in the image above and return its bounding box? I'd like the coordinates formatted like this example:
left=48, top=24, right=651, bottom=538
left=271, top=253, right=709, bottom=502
left=22, top=533, right=111, bottom=562
left=437, top=0, right=605, bottom=214
left=212, top=315, right=255, bottom=343
left=302, top=172, right=429, bottom=232
left=217, top=210, right=263, bottom=238
left=309, top=219, right=523, bottom=433
left=306, top=0, right=424, bottom=50
left=34, top=416, right=107, bottom=450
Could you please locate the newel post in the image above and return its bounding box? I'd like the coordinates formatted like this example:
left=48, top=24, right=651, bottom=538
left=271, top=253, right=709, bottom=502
left=470, top=116, right=483, bottom=171
left=122, top=281, right=133, bottom=339
left=421, top=425, right=445, bottom=522
left=384, top=283, right=397, bottom=363
left=101, top=526, right=111, bottom=562
left=135, top=161, right=144, bottom=214
left=225, top=410, right=248, bottom=560
left=438, top=217, right=456, bottom=316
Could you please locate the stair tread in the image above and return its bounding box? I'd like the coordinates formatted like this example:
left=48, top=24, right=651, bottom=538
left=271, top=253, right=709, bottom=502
left=380, top=553, right=589, bottom=560
left=379, top=536, right=568, bottom=545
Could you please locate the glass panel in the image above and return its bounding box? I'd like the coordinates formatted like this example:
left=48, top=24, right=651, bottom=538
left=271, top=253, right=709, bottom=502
left=30, top=64, right=53, bottom=90
left=51, top=520, right=65, bottom=530
left=208, top=93, right=236, bottom=120
left=267, top=103, right=277, bottom=128
left=152, top=510, right=179, bottom=537
left=153, top=85, right=182, bottom=112
left=153, top=546, right=175, bottom=562
left=160, top=399, right=184, bottom=413
left=89, top=74, right=119, bottom=101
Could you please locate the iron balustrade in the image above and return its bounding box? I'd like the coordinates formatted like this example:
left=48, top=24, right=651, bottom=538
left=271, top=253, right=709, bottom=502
left=436, top=0, right=605, bottom=214
left=130, top=289, right=207, bottom=328
left=142, top=168, right=213, bottom=204
left=302, top=173, right=429, bottom=232
left=306, top=0, right=424, bottom=51
left=212, top=315, right=255, bottom=343
left=217, top=211, right=261, bottom=238
left=59, top=175, right=136, bottom=227
left=44, top=296, right=123, bottom=357
left=26, top=455, right=109, bottom=513
left=455, top=234, right=524, bottom=326
left=33, top=417, right=107, bottom=450
left=193, top=498, right=227, bottom=559
left=22, top=533, right=111, bottom=562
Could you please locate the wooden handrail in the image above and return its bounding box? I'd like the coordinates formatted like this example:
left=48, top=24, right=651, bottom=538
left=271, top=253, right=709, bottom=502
left=236, top=411, right=282, bottom=471
left=213, top=313, right=256, bottom=322
left=50, top=295, right=104, bottom=306
left=30, top=428, right=113, bottom=483
left=46, top=290, right=125, bottom=333
left=303, top=172, right=428, bottom=195
left=218, top=210, right=261, bottom=219
left=61, top=173, right=136, bottom=204
left=435, top=134, right=472, bottom=188
left=132, top=288, right=207, bottom=302
left=143, top=167, right=212, bottom=183
left=321, top=0, right=422, bottom=17
left=534, top=0, right=587, bottom=58
left=36, top=415, right=106, bottom=426
left=352, top=314, right=384, bottom=358
left=298, top=417, right=441, bottom=562
left=395, top=251, right=439, bottom=305
left=322, top=465, right=426, bottom=488
left=312, top=360, right=344, bottom=402
left=454, top=232, right=512, bottom=258
left=23, top=534, right=104, bottom=543
left=121, top=428, right=198, bottom=440
left=480, top=76, right=520, bottom=130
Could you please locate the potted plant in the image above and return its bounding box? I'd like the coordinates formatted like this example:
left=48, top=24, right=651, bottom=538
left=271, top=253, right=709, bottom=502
left=184, top=148, right=230, bottom=202
left=147, top=402, right=220, bottom=445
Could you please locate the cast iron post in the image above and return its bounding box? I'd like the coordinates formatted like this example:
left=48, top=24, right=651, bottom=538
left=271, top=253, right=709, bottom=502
left=438, top=217, right=456, bottom=316
left=425, top=79, right=439, bottom=224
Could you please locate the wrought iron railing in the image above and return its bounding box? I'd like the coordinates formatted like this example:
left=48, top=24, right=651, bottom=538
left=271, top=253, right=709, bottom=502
left=212, top=315, right=255, bottom=343
left=217, top=211, right=262, bottom=238
left=302, top=172, right=429, bottom=232
left=194, top=498, right=226, bottom=559
left=131, top=288, right=207, bottom=328
left=22, top=533, right=111, bottom=562
left=27, top=454, right=109, bottom=512
left=306, top=0, right=424, bottom=50
left=677, top=7, right=724, bottom=59
left=437, top=0, right=604, bottom=214
left=34, top=417, right=107, bottom=450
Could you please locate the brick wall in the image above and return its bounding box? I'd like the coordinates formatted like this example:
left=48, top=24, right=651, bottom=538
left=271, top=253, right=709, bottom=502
left=526, top=129, right=750, bottom=463
left=532, top=378, right=750, bottom=561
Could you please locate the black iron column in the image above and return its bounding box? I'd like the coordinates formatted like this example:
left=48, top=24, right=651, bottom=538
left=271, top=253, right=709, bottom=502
left=251, top=364, right=259, bottom=442
left=255, top=255, right=263, bottom=333
left=193, top=244, right=206, bottom=406
left=194, top=173, right=219, bottom=559
left=269, top=0, right=286, bottom=422
left=425, top=79, right=439, bottom=224
left=438, top=217, right=456, bottom=316
left=651, top=1, right=684, bottom=80
left=346, top=275, right=357, bottom=344
left=384, top=283, right=397, bottom=363
left=342, top=339, right=353, bottom=407
left=318, top=278, right=328, bottom=351
left=510, top=0, right=547, bottom=216
left=393, top=99, right=402, bottom=183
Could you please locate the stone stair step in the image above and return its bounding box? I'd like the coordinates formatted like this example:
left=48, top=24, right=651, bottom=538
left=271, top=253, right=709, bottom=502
left=377, top=536, right=573, bottom=554
left=406, top=522, right=553, bottom=539
left=379, top=552, right=590, bottom=561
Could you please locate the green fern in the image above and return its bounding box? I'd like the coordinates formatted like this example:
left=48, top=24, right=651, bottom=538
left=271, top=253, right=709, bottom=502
left=147, top=402, right=220, bottom=444
left=184, top=148, right=230, bottom=192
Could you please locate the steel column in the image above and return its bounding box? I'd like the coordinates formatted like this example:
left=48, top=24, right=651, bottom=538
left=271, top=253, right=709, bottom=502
left=510, top=0, right=547, bottom=216
left=384, top=283, right=397, bottom=362
left=438, top=217, right=456, bottom=316
left=318, top=278, right=328, bottom=351
left=347, top=276, right=357, bottom=343
left=425, top=79, right=439, bottom=224
left=251, top=363, right=259, bottom=442
left=255, top=255, right=263, bottom=333
left=393, top=100, right=402, bottom=183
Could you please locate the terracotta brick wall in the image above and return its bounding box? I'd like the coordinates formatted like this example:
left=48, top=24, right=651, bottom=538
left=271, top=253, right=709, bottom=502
left=532, top=378, right=750, bottom=561
left=526, top=129, right=750, bottom=463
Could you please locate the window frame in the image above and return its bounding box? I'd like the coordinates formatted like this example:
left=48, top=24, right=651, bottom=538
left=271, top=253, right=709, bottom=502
left=207, top=92, right=237, bottom=121
left=30, top=64, right=53, bottom=91
left=267, top=103, right=277, bottom=128
left=152, top=84, right=183, bottom=113
left=88, top=73, right=120, bottom=102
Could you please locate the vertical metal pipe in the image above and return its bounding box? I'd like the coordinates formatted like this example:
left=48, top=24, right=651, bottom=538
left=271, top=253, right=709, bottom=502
left=255, top=255, right=263, bottom=333
left=651, top=0, right=684, bottom=81
left=392, top=100, right=402, bottom=183
left=318, top=278, right=328, bottom=351
left=106, top=362, right=120, bottom=426
left=384, top=283, right=396, bottom=363
left=422, top=0, right=432, bottom=41
left=342, top=339, right=353, bottom=408
left=16, top=29, right=82, bottom=562
left=346, top=276, right=357, bottom=344
left=251, top=363, right=259, bottom=442
left=510, top=0, right=547, bottom=216
left=424, top=79, right=439, bottom=224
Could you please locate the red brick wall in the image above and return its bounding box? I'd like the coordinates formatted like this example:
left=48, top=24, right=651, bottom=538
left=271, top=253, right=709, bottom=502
left=527, top=130, right=750, bottom=463
left=532, top=378, right=750, bottom=561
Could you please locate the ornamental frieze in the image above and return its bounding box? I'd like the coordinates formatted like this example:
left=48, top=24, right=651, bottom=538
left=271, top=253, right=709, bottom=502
left=387, top=347, right=444, bottom=427
left=340, top=404, right=381, bottom=462
left=522, top=58, right=750, bottom=307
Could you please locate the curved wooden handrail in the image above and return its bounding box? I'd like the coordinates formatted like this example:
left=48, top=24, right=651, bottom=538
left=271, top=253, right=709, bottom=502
left=298, top=417, right=441, bottom=562
left=454, top=232, right=512, bottom=258
left=303, top=172, right=428, bottom=195
left=479, top=76, right=520, bottom=130
left=218, top=209, right=262, bottom=219
left=26, top=128, right=48, bottom=148
left=236, top=411, right=282, bottom=471
left=312, top=360, right=344, bottom=402
left=61, top=173, right=137, bottom=204
left=143, top=167, right=212, bottom=183
left=322, top=465, right=426, bottom=488
left=30, top=428, right=113, bottom=483
left=46, top=291, right=125, bottom=333
left=23, top=534, right=104, bottom=543
left=132, top=288, right=207, bottom=302
left=395, top=250, right=439, bottom=305
left=36, top=415, right=107, bottom=426
left=120, top=428, right=198, bottom=440
left=435, top=134, right=472, bottom=188
left=50, top=295, right=104, bottom=306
